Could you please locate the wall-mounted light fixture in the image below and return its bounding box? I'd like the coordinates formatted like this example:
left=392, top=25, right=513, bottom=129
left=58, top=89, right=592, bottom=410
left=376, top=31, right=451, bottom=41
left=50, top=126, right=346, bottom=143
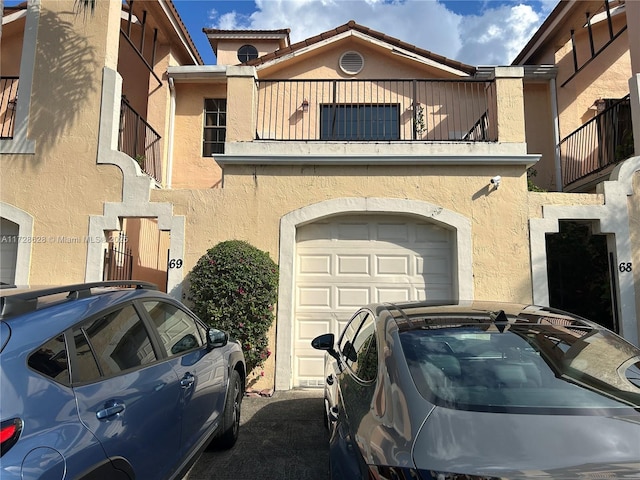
left=301, top=99, right=309, bottom=112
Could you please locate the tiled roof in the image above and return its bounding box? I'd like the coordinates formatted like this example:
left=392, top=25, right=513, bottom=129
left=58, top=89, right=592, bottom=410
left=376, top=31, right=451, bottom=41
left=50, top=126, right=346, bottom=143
left=244, top=20, right=476, bottom=75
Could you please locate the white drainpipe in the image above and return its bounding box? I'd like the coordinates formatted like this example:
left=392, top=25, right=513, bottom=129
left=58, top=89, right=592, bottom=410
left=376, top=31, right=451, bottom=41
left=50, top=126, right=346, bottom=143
left=167, top=77, right=176, bottom=188
left=550, top=77, right=562, bottom=192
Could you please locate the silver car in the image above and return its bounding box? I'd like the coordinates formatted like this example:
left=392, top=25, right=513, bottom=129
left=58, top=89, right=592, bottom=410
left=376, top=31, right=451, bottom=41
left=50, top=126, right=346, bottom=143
left=312, top=301, right=640, bottom=479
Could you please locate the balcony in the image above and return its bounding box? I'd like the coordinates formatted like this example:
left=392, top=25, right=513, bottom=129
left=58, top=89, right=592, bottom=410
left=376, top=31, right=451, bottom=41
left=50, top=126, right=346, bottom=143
left=560, top=95, right=634, bottom=189
left=255, top=79, right=497, bottom=143
left=1, top=76, right=19, bottom=139
left=119, top=97, right=162, bottom=183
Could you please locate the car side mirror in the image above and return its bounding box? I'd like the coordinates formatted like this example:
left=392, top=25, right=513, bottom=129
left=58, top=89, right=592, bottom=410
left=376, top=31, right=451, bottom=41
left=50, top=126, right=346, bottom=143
left=208, top=328, right=228, bottom=349
left=312, top=333, right=340, bottom=362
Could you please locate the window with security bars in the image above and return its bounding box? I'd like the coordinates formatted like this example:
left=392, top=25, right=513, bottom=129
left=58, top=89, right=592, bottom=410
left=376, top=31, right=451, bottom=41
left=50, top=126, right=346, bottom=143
left=320, top=104, right=400, bottom=140
left=203, top=99, right=226, bottom=156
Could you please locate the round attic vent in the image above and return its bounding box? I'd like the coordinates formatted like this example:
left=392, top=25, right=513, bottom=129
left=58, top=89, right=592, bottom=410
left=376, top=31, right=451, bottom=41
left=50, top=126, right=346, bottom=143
left=339, top=51, right=364, bottom=75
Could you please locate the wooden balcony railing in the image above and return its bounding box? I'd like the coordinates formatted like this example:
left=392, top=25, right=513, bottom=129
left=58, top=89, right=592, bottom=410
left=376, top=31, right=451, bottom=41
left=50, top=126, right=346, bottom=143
left=560, top=95, right=634, bottom=188
left=256, top=79, right=497, bottom=142
left=118, top=97, right=162, bottom=183
left=1, top=76, right=19, bottom=139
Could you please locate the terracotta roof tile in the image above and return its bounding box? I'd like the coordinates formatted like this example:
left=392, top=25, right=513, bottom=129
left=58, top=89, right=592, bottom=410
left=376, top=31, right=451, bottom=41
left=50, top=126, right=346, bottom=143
left=245, top=20, right=475, bottom=74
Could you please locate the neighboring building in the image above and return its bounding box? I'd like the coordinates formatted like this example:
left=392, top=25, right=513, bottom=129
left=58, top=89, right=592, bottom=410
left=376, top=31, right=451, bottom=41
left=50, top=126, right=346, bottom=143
left=1, top=0, right=638, bottom=390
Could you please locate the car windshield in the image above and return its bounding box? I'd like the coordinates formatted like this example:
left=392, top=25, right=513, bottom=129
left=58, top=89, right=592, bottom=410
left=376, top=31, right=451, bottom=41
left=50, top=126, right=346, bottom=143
left=400, top=321, right=640, bottom=413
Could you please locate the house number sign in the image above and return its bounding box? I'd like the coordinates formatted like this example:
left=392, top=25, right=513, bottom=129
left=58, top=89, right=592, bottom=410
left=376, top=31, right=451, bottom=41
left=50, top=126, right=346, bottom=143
left=618, top=262, right=633, bottom=273
left=168, top=259, right=183, bottom=269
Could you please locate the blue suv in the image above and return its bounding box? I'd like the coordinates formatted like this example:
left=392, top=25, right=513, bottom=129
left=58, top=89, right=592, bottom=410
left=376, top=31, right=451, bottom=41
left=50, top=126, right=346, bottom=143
left=0, top=281, right=246, bottom=480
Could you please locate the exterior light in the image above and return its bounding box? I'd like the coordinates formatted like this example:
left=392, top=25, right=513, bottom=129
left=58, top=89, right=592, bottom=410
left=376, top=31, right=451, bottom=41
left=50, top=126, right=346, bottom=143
left=301, top=99, right=309, bottom=112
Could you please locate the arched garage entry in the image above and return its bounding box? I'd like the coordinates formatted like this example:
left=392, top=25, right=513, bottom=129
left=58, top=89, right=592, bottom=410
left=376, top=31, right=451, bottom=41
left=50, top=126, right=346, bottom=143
left=275, top=198, right=472, bottom=390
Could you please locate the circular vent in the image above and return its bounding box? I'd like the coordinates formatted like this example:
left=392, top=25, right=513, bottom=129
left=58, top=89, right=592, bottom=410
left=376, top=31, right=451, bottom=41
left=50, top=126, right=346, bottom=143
left=339, top=51, right=364, bottom=75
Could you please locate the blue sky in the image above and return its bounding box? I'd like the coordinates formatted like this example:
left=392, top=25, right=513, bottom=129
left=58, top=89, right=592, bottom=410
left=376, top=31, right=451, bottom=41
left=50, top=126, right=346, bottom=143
left=3, top=0, right=559, bottom=66
left=173, top=0, right=560, bottom=65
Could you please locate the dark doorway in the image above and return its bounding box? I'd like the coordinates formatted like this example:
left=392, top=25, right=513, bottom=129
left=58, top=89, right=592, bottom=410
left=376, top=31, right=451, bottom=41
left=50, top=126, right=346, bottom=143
left=545, top=221, right=616, bottom=331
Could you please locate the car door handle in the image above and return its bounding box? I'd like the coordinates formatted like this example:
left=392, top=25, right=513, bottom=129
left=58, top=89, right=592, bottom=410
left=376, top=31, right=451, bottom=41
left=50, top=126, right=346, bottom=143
left=326, top=374, right=334, bottom=385
left=181, top=373, right=195, bottom=389
left=96, top=401, right=125, bottom=420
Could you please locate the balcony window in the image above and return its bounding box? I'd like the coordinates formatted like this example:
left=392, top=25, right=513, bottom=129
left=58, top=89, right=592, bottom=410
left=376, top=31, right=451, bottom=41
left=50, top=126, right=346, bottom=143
left=203, top=99, right=226, bottom=156
left=320, top=104, right=400, bottom=141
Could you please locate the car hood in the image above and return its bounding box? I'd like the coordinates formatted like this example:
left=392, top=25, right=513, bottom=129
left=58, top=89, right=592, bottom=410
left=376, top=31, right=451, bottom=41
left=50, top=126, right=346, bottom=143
left=413, top=407, right=640, bottom=478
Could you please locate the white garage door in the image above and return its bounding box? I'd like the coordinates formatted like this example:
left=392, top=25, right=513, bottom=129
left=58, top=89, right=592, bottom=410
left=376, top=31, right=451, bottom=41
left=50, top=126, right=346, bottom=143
left=0, top=218, right=19, bottom=286
left=293, top=215, right=453, bottom=387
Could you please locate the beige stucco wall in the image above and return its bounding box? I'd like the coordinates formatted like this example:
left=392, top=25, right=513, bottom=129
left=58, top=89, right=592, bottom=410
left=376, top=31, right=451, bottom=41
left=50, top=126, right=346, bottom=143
left=259, top=36, right=459, bottom=80
left=523, top=82, right=557, bottom=190
left=152, top=162, right=533, bottom=388
left=555, top=19, right=631, bottom=137
left=1, top=0, right=124, bottom=285
left=216, top=39, right=284, bottom=66
left=172, top=82, right=226, bottom=188
left=1, top=16, right=24, bottom=75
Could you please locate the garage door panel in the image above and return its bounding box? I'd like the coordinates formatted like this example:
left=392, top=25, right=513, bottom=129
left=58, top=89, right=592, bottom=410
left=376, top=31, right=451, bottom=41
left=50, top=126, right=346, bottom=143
left=376, top=287, right=411, bottom=303
left=337, top=223, right=370, bottom=240
left=337, top=287, right=370, bottom=308
left=297, top=222, right=331, bottom=242
left=377, top=223, right=409, bottom=242
left=297, top=318, right=331, bottom=341
left=298, top=286, right=331, bottom=308
left=376, top=255, right=410, bottom=275
left=417, top=256, right=452, bottom=277
left=337, top=255, right=370, bottom=276
left=415, top=224, right=450, bottom=242
left=299, top=254, right=332, bottom=275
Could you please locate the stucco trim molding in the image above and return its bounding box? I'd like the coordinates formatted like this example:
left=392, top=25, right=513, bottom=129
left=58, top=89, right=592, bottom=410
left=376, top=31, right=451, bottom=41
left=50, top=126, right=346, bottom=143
left=0, top=203, right=34, bottom=285
left=87, top=67, right=185, bottom=298
left=274, top=197, right=473, bottom=390
left=0, top=0, right=38, bottom=155
left=530, top=156, right=640, bottom=345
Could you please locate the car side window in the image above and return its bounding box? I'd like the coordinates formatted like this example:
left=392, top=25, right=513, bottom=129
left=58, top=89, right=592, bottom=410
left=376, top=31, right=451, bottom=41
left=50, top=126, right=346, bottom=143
left=349, top=315, right=378, bottom=382
left=28, top=335, right=70, bottom=385
left=72, top=305, right=157, bottom=383
left=339, top=311, right=368, bottom=365
left=142, top=301, right=204, bottom=357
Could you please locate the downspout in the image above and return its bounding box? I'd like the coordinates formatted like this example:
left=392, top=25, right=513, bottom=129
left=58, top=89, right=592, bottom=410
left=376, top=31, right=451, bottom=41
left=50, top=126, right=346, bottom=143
left=167, top=77, right=176, bottom=188
left=550, top=77, right=562, bottom=192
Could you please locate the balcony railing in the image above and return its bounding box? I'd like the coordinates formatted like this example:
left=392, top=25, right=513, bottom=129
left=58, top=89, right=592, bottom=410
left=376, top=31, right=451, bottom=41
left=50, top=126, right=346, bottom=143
left=119, top=97, right=162, bottom=183
left=560, top=95, right=634, bottom=188
left=1, top=76, right=19, bottom=139
left=256, top=79, right=496, bottom=142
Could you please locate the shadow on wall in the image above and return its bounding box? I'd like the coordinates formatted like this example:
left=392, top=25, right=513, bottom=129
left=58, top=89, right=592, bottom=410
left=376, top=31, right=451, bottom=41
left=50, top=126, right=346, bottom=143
left=27, top=9, right=98, bottom=161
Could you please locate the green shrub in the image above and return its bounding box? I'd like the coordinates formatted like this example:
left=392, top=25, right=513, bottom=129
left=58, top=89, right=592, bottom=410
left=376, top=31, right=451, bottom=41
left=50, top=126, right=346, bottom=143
left=188, top=240, right=279, bottom=375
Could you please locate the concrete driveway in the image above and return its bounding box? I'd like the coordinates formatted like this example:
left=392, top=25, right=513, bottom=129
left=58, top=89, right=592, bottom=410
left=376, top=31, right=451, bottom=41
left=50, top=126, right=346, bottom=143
left=185, top=389, right=330, bottom=480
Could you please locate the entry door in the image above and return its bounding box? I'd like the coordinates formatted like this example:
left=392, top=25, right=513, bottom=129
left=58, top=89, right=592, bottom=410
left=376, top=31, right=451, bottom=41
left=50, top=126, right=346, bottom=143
left=293, top=215, right=453, bottom=387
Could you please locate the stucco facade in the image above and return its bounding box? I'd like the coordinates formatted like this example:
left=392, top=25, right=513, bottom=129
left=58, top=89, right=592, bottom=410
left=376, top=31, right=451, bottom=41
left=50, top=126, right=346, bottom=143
left=1, top=0, right=639, bottom=391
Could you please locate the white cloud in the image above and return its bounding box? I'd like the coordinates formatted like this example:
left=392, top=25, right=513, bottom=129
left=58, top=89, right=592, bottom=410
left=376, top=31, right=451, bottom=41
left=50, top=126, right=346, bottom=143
left=206, top=0, right=557, bottom=65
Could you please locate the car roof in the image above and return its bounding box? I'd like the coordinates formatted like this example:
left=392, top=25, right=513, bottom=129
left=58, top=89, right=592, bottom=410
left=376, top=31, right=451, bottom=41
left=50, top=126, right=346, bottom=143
left=0, top=281, right=160, bottom=321
left=370, top=300, right=595, bottom=332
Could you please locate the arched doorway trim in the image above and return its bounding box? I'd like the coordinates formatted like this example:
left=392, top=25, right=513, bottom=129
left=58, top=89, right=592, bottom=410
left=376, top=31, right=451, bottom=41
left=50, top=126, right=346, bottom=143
left=530, top=156, right=640, bottom=345
left=0, top=203, right=34, bottom=285
left=275, top=197, right=472, bottom=390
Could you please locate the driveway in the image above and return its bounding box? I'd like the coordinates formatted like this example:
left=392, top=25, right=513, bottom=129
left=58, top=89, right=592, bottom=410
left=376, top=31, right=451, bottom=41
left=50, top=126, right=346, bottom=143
left=185, top=389, right=330, bottom=480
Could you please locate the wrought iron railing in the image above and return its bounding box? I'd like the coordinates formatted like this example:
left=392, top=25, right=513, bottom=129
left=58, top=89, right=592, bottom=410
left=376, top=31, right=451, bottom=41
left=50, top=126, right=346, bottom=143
left=560, top=95, right=634, bottom=188
left=1, top=76, right=19, bottom=139
left=103, top=236, right=133, bottom=282
left=119, top=97, right=162, bottom=182
left=256, top=79, right=497, bottom=142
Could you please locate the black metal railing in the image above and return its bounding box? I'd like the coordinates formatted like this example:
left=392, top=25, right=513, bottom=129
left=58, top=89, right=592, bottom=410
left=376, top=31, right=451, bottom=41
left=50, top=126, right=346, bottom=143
left=103, top=238, right=133, bottom=282
left=256, top=79, right=497, bottom=142
left=560, top=95, right=634, bottom=188
left=119, top=97, right=162, bottom=182
left=1, top=76, right=19, bottom=139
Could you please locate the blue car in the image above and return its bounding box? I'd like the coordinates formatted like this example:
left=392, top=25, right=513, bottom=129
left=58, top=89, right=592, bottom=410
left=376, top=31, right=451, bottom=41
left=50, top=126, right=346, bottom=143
left=0, top=281, right=245, bottom=480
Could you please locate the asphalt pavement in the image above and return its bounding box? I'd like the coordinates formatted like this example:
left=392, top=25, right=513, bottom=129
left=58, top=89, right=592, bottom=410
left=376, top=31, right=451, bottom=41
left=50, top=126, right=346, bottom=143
left=184, top=388, right=330, bottom=480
